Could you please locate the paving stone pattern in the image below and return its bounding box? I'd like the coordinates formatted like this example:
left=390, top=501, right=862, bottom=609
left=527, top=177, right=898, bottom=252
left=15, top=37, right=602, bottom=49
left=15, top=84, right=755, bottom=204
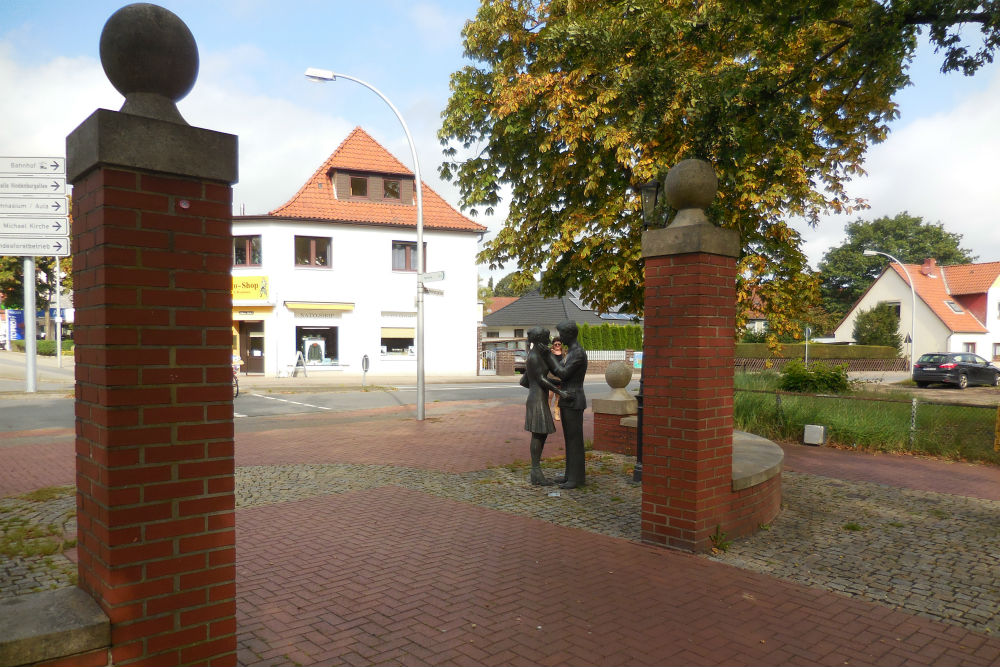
left=2, top=401, right=999, bottom=666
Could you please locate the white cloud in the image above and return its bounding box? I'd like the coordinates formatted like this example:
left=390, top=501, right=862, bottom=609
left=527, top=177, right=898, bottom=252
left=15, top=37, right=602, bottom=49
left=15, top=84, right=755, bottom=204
left=794, top=66, right=1000, bottom=267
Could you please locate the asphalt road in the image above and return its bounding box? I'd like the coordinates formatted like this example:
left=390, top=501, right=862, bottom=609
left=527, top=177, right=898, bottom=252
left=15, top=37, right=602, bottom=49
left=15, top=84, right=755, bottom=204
left=0, top=380, right=633, bottom=433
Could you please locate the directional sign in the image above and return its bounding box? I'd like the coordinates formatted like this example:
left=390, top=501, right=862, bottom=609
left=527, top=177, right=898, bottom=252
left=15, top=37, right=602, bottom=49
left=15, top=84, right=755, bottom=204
left=418, top=271, right=445, bottom=282
left=0, top=237, right=70, bottom=257
left=0, top=218, right=69, bottom=236
left=0, top=176, right=66, bottom=195
left=0, top=197, right=67, bottom=216
left=0, top=157, right=64, bottom=175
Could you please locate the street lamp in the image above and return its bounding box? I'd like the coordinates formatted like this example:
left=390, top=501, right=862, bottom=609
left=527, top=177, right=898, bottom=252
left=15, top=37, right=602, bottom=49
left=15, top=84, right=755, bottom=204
left=306, top=67, right=427, bottom=420
left=863, top=249, right=916, bottom=367
left=631, top=176, right=666, bottom=482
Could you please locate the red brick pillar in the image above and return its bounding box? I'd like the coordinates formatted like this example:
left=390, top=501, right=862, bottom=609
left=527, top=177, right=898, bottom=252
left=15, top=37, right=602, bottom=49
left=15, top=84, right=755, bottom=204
left=66, top=5, right=239, bottom=665
left=640, top=160, right=740, bottom=552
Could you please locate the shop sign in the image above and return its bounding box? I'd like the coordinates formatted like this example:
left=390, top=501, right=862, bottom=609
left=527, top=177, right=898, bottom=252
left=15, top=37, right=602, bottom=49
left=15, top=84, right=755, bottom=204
left=233, top=276, right=269, bottom=301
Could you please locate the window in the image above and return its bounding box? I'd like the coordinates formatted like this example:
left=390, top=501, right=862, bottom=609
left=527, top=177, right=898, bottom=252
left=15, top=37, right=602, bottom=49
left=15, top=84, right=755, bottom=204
left=350, top=176, right=368, bottom=197
left=963, top=342, right=976, bottom=354
left=485, top=331, right=500, bottom=338
left=381, top=327, right=415, bottom=355
left=295, top=236, right=331, bottom=267
left=945, top=300, right=964, bottom=314
left=383, top=179, right=400, bottom=200
left=881, top=301, right=901, bottom=318
left=993, top=343, right=1000, bottom=360
left=391, top=241, right=426, bottom=272
left=514, top=328, right=525, bottom=338
left=233, top=235, right=261, bottom=266
left=296, top=326, right=337, bottom=365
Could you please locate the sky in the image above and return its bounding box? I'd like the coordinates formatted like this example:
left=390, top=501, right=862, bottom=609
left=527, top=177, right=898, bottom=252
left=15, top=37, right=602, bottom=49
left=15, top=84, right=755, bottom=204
left=1, top=0, right=998, bottom=283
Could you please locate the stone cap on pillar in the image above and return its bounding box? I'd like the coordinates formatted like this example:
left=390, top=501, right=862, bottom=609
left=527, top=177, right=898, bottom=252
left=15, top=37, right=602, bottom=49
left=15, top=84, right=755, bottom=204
left=66, top=3, right=237, bottom=184
left=591, top=361, right=638, bottom=415
left=642, top=159, right=738, bottom=259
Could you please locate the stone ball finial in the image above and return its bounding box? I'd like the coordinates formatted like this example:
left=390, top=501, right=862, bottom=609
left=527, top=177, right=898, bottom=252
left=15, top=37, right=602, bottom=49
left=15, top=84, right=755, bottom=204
left=604, top=361, right=634, bottom=400
left=663, top=159, right=717, bottom=227
left=99, top=3, right=198, bottom=125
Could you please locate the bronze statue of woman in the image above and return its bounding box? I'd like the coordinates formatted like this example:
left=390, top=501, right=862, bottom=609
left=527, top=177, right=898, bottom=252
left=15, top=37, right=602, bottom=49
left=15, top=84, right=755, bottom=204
left=521, top=326, right=569, bottom=485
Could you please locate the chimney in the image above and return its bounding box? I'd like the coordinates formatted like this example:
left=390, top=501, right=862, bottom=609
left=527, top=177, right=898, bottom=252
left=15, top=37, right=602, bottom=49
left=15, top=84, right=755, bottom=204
left=921, top=258, right=937, bottom=277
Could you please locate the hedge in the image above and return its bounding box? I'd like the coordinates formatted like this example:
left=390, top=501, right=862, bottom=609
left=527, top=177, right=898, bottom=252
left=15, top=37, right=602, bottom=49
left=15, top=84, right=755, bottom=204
left=577, top=323, right=642, bottom=350
left=9, top=340, right=75, bottom=356
left=735, top=342, right=898, bottom=359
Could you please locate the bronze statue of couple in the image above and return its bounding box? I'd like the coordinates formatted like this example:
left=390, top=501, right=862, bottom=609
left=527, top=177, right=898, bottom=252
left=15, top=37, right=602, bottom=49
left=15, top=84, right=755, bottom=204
left=520, top=320, right=589, bottom=488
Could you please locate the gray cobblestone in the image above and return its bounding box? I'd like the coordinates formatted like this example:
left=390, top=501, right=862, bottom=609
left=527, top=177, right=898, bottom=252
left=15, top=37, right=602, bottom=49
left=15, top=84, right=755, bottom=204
left=2, top=457, right=998, bottom=639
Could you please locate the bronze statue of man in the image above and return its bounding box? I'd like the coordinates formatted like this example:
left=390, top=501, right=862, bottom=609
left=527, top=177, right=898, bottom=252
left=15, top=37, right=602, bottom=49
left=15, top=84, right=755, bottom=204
left=546, top=320, right=588, bottom=488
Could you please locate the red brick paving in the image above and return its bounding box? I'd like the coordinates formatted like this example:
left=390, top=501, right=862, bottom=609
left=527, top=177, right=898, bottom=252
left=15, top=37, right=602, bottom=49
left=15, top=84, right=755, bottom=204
left=780, top=441, right=1000, bottom=501
left=4, top=400, right=1000, bottom=666
left=236, top=487, right=1000, bottom=666
left=234, top=402, right=580, bottom=473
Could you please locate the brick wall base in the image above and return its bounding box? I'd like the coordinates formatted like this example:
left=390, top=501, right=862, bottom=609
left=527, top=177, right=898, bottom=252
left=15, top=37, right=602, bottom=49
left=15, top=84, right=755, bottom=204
left=593, top=413, right=636, bottom=456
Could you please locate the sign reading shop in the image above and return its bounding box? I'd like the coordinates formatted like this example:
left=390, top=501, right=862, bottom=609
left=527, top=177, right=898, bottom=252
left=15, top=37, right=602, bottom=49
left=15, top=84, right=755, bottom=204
left=232, top=276, right=270, bottom=302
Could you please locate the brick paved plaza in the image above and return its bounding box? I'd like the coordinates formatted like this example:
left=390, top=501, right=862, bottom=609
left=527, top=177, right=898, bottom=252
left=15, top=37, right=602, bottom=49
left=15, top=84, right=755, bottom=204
left=2, top=398, right=999, bottom=666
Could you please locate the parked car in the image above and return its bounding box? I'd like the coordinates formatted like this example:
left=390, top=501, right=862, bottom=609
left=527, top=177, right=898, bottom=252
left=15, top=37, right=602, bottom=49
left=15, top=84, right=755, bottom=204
left=513, top=350, right=526, bottom=374
left=912, top=352, right=1000, bottom=389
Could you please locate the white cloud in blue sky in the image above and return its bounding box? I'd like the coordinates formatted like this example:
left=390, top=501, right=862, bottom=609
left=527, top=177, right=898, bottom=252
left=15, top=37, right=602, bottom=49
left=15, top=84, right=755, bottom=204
left=1, top=0, right=997, bottom=280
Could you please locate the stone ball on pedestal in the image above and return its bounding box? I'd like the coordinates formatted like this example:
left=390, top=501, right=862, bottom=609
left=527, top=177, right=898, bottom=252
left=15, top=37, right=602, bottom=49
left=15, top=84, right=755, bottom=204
left=663, top=159, right=717, bottom=212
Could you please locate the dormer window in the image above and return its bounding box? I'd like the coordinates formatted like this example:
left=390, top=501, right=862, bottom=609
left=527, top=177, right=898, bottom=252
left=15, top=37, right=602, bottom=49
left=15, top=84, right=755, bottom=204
left=384, top=179, right=400, bottom=200
left=350, top=176, right=368, bottom=197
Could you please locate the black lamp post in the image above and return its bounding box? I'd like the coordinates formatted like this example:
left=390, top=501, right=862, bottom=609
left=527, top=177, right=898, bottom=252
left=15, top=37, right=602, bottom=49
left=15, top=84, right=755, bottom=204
left=633, top=178, right=663, bottom=482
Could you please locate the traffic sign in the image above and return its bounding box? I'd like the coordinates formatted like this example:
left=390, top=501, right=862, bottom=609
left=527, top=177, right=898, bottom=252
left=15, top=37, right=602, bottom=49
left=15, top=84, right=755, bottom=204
left=0, top=176, right=65, bottom=195
left=0, top=197, right=67, bottom=216
left=0, top=237, right=70, bottom=257
left=0, top=218, right=69, bottom=236
left=0, top=157, right=64, bottom=175
left=419, top=271, right=445, bottom=282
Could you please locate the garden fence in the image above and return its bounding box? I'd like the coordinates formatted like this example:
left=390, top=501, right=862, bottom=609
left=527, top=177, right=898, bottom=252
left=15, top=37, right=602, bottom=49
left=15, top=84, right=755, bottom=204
left=734, top=388, right=1000, bottom=464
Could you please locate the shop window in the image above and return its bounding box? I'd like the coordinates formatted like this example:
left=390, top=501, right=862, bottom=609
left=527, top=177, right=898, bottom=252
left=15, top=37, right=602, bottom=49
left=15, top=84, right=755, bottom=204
left=350, top=176, right=368, bottom=197
left=383, top=179, right=401, bottom=200
left=295, top=236, right=331, bottom=267
left=233, top=235, right=261, bottom=266
left=392, top=241, right=426, bottom=272
left=381, top=327, right=415, bottom=355
left=296, top=326, right=338, bottom=365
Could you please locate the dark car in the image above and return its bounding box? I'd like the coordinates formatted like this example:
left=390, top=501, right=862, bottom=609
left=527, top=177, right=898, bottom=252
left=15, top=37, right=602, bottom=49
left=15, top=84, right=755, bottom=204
left=912, top=352, right=1000, bottom=389
left=513, top=350, right=527, bottom=374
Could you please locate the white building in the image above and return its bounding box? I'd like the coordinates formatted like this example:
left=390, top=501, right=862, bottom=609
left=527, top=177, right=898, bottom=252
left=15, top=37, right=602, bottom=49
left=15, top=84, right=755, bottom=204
left=231, top=127, right=486, bottom=377
left=834, top=258, right=1000, bottom=363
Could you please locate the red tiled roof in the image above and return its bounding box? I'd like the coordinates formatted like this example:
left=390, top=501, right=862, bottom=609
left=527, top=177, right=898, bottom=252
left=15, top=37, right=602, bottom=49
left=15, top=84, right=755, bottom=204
left=268, top=127, right=486, bottom=233
left=941, top=261, right=1000, bottom=295
left=485, top=297, right=519, bottom=314
left=890, top=263, right=989, bottom=334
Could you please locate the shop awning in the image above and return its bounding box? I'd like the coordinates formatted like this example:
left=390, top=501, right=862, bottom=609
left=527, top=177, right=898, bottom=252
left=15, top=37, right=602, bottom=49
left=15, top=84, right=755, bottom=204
left=285, top=301, right=355, bottom=311
left=381, top=327, right=415, bottom=338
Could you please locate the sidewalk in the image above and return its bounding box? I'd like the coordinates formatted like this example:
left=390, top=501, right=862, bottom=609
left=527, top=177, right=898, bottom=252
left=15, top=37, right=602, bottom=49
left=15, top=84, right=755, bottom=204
left=2, top=399, right=999, bottom=665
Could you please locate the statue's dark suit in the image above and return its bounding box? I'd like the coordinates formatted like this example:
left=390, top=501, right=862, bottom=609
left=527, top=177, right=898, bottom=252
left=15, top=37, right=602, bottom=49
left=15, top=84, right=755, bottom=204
left=547, top=328, right=588, bottom=488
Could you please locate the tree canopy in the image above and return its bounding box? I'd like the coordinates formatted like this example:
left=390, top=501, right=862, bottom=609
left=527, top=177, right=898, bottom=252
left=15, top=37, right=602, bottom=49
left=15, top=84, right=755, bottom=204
left=493, top=271, right=540, bottom=296
left=440, top=0, right=998, bottom=338
left=818, top=212, right=975, bottom=315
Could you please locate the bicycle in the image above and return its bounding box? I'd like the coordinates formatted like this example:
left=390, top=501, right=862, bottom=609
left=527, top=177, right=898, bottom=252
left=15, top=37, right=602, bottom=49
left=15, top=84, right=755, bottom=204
left=232, top=363, right=240, bottom=399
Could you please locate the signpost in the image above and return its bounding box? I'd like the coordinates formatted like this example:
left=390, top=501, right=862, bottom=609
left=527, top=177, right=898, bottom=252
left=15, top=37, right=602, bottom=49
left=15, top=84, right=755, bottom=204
left=0, top=157, right=70, bottom=392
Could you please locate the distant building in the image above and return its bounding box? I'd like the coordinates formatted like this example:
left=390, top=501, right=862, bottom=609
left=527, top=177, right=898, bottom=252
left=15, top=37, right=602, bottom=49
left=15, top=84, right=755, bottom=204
left=231, top=127, right=486, bottom=376
left=481, top=289, right=639, bottom=351
left=834, top=258, right=1000, bottom=361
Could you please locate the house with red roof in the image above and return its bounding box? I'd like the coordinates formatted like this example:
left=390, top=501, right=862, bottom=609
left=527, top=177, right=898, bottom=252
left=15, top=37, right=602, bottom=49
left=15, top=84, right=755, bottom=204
left=833, top=258, right=1000, bottom=363
left=231, top=127, right=486, bottom=376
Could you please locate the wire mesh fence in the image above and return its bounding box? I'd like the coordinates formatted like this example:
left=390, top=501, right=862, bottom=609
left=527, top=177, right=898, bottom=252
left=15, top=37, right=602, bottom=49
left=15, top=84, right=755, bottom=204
left=734, top=388, right=1000, bottom=464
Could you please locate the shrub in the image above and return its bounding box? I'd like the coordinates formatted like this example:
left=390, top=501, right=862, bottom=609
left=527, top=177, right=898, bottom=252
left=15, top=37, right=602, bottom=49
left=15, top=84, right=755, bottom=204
left=8, top=340, right=73, bottom=356
left=778, top=360, right=849, bottom=393
left=853, top=303, right=903, bottom=354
